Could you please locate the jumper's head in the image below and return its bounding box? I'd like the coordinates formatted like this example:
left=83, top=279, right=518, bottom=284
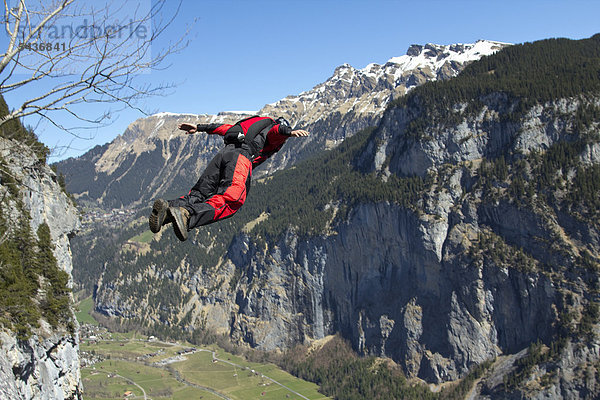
left=275, top=117, right=291, bottom=127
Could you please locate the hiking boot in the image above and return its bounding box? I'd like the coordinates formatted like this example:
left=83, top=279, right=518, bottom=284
left=149, top=199, right=171, bottom=233
left=169, top=206, right=190, bottom=242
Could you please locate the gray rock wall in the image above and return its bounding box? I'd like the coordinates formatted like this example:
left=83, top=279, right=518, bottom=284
left=0, top=138, right=82, bottom=400
left=0, top=332, right=80, bottom=400
left=229, top=202, right=557, bottom=383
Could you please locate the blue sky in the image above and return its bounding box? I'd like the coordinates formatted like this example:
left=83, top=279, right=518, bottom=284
left=2, top=0, right=600, bottom=160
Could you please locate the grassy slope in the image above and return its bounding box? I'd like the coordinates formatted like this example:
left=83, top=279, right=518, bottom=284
left=80, top=333, right=328, bottom=400
left=75, top=296, right=99, bottom=326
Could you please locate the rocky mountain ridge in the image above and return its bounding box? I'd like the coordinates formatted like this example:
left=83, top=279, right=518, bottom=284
left=262, top=40, right=508, bottom=127
left=56, top=40, right=508, bottom=209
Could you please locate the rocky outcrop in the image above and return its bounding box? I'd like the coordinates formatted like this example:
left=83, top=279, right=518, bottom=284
left=0, top=138, right=81, bottom=399
left=0, top=332, right=80, bottom=400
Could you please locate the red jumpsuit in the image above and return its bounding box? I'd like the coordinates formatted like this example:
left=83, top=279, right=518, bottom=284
left=168, top=116, right=292, bottom=229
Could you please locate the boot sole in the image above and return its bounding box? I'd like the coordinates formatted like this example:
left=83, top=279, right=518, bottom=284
left=169, top=207, right=189, bottom=242
left=149, top=199, right=169, bottom=233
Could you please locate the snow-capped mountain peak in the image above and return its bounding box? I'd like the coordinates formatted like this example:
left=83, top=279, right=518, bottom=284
left=387, top=40, right=508, bottom=75
left=73, top=40, right=511, bottom=200
left=259, top=40, right=511, bottom=129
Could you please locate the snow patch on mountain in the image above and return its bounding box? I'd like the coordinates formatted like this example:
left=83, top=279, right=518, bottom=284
left=150, top=111, right=198, bottom=118
left=387, top=40, right=507, bottom=73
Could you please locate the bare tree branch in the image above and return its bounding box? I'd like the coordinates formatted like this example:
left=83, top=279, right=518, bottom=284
left=0, top=0, right=190, bottom=142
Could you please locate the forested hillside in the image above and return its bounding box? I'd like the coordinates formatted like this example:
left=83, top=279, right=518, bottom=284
left=0, top=96, right=74, bottom=339
left=392, top=35, right=600, bottom=139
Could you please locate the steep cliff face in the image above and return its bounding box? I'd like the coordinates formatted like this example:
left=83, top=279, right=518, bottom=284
left=0, top=137, right=81, bottom=399
left=0, top=331, right=80, bottom=400
left=227, top=203, right=557, bottom=382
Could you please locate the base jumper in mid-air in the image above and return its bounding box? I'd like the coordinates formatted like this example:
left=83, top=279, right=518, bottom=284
left=148, top=115, right=310, bottom=241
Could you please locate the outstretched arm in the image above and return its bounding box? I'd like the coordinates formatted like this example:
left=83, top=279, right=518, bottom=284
left=178, top=123, right=198, bottom=134
left=290, top=129, right=310, bottom=137
left=178, top=122, right=233, bottom=136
